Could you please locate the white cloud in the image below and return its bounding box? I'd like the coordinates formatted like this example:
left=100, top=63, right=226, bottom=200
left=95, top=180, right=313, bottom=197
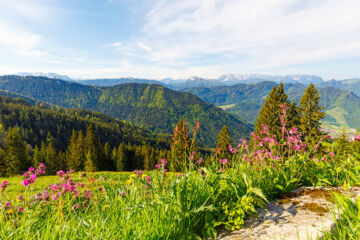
left=112, top=0, right=360, bottom=74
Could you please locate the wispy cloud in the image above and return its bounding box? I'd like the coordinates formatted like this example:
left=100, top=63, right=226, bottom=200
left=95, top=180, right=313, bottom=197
left=107, top=0, right=360, bottom=77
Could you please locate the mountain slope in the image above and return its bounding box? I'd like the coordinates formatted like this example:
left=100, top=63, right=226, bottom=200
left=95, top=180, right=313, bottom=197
left=77, top=78, right=168, bottom=87
left=0, top=75, right=251, bottom=147
left=317, top=79, right=360, bottom=97
left=0, top=95, right=169, bottom=151
left=185, top=82, right=360, bottom=130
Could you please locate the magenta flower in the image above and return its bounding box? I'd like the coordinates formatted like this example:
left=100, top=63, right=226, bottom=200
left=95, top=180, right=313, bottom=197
left=18, top=194, right=24, bottom=201
left=0, top=180, right=8, bottom=192
left=219, top=159, right=228, bottom=165
left=145, top=176, right=151, bottom=184
left=28, top=167, right=35, bottom=172
left=17, top=207, right=24, bottom=213
left=160, top=158, right=167, bottom=166
left=196, top=157, right=203, bottom=164
left=154, top=164, right=161, bottom=169
left=73, top=203, right=79, bottom=210
left=354, top=134, right=360, bottom=141
left=21, top=179, right=30, bottom=186
left=329, top=152, right=334, bottom=158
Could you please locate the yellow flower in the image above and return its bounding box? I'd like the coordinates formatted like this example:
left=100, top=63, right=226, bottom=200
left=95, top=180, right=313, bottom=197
left=129, top=174, right=137, bottom=178
left=7, top=209, right=14, bottom=214
left=141, top=174, right=147, bottom=179
left=126, top=178, right=133, bottom=185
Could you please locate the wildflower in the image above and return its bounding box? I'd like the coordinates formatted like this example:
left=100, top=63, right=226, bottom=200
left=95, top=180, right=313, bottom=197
left=329, top=152, right=334, bottom=158
left=122, top=191, right=126, bottom=197
left=99, top=187, right=104, bottom=192
left=0, top=180, right=8, bottom=192
left=18, top=195, right=24, bottom=201
left=177, top=172, right=182, bottom=178
left=28, top=167, right=35, bottom=172
left=219, top=159, right=228, bottom=165
left=196, top=157, right=203, bottom=164
left=6, top=201, right=11, bottom=208
left=73, top=203, right=79, bottom=210
left=154, top=164, right=161, bottom=169
left=21, top=179, right=30, bottom=186
left=355, top=134, right=360, bottom=141
left=56, top=170, right=65, bottom=177
left=52, top=194, right=58, bottom=201
left=84, top=190, right=92, bottom=199
left=145, top=176, right=151, bottom=184
left=160, top=158, right=167, bottom=167
left=17, top=207, right=23, bottom=213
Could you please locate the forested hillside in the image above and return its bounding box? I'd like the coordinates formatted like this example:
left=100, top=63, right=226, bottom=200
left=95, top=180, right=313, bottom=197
left=185, top=82, right=360, bottom=129
left=0, top=75, right=251, bottom=146
left=0, top=96, right=169, bottom=151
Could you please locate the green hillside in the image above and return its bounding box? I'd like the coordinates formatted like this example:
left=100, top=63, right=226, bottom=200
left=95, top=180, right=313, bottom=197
left=0, top=95, right=168, bottom=151
left=185, top=82, right=360, bottom=130
left=0, top=75, right=251, bottom=147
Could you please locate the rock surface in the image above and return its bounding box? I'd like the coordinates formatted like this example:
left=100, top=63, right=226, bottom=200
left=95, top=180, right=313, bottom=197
left=218, top=186, right=360, bottom=240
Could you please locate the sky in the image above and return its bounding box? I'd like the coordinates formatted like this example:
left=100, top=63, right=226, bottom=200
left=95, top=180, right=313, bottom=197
left=0, top=0, right=360, bottom=80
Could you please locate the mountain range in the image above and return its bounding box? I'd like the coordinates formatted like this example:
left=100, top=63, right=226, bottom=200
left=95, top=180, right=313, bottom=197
left=184, top=82, right=360, bottom=130
left=0, top=75, right=251, bottom=147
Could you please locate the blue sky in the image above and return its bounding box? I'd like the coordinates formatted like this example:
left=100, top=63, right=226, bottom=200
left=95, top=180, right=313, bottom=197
left=0, top=0, right=360, bottom=80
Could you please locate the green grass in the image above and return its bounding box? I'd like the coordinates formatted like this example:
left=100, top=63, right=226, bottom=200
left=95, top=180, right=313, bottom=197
left=1, top=155, right=359, bottom=239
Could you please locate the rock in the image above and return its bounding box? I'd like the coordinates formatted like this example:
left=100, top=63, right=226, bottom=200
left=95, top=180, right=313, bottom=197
left=218, top=186, right=360, bottom=240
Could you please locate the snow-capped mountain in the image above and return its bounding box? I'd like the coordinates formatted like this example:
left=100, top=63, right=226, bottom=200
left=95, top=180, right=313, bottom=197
left=17, top=72, right=73, bottom=81
left=218, top=74, right=324, bottom=85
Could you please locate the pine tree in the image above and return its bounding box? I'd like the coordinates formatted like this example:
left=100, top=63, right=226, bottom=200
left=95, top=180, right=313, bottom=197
left=335, top=130, right=350, bottom=157
left=104, top=142, right=113, bottom=170
left=4, top=127, right=30, bottom=175
left=171, top=119, right=190, bottom=170
left=0, top=147, right=6, bottom=177
left=115, top=143, right=126, bottom=171
left=67, top=130, right=84, bottom=171
left=45, top=142, right=59, bottom=174
left=254, top=83, right=298, bottom=140
left=298, top=83, right=326, bottom=149
left=84, top=125, right=104, bottom=171
left=216, top=125, right=232, bottom=160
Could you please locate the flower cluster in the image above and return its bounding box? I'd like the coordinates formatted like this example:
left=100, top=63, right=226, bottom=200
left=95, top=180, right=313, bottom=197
left=0, top=181, right=8, bottom=193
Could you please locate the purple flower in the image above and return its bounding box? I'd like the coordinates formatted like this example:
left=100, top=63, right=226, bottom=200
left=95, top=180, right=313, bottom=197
left=219, top=159, right=228, bottom=165
left=145, top=176, right=151, bottom=184
left=329, top=152, right=334, bottom=158
left=73, top=203, right=79, bottom=210
left=28, top=167, right=35, bottom=172
left=0, top=180, right=8, bottom=192
left=160, top=158, right=167, bottom=167
left=21, top=179, right=30, bottom=186
left=154, top=164, right=161, bottom=169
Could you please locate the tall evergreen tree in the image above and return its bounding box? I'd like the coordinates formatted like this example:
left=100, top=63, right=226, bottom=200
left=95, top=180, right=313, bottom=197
left=254, top=83, right=298, bottom=140
left=3, top=127, right=30, bottom=175
left=67, top=130, right=84, bottom=171
left=171, top=119, right=190, bottom=170
left=298, top=83, right=325, bottom=149
left=115, top=143, right=126, bottom=171
left=104, top=142, right=113, bottom=170
left=45, top=142, right=60, bottom=174
left=216, top=125, right=232, bottom=160
left=84, top=125, right=104, bottom=171
left=0, top=148, right=6, bottom=177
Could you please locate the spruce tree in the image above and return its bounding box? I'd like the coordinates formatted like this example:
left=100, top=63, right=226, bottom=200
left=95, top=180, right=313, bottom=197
left=0, top=147, right=6, bottom=177
left=298, top=83, right=325, bottom=149
left=254, top=83, right=298, bottom=140
left=216, top=125, right=232, bottom=160
left=115, top=143, right=126, bottom=171
left=45, top=142, right=59, bottom=174
left=104, top=142, right=113, bottom=170
left=171, top=119, right=190, bottom=170
left=334, top=130, right=350, bottom=157
left=67, top=130, right=84, bottom=171
left=84, top=125, right=104, bottom=171
left=4, top=127, right=30, bottom=175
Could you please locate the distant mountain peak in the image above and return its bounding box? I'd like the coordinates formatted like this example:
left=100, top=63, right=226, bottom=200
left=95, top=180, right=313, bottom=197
left=16, top=72, right=72, bottom=81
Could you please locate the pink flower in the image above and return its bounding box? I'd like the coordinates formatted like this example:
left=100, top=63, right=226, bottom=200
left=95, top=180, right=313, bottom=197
left=21, top=179, right=30, bottom=186
left=177, top=172, right=182, bottom=178
left=329, top=152, right=334, bottom=158
left=196, top=157, right=203, bottom=164
left=56, top=170, right=65, bottom=177
left=145, top=176, right=151, bottom=184
left=219, top=159, right=228, bottom=165
left=160, top=158, right=167, bottom=167
left=17, top=207, right=24, bottom=213
left=154, top=164, right=161, bottom=169
left=0, top=180, right=8, bottom=192
left=73, top=203, right=79, bottom=210
left=6, top=201, right=11, bottom=208
left=354, top=134, right=360, bottom=141
left=28, top=167, right=35, bottom=172
left=52, top=194, right=58, bottom=201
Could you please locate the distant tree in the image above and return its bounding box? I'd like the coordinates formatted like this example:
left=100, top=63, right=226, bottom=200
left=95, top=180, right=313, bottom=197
left=84, top=125, right=104, bottom=171
left=103, top=142, right=113, bottom=170
left=0, top=148, right=6, bottom=177
left=216, top=125, right=232, bottom=160
left=45, top=142, right=60, bottom=174
left=115, top=143, right=126, bottom=171
left=335, top=130, right=351, bottom=157
left=171, top=119, right=190, bottom=170
left=67, top=130, right=84, bottom=171
left=32, top=143, right=46, bottom=167
left=3, top=127, right=30, bottom=175
left=254, top=83, right=299, bottom=141
left=298, top=83, right=326, bottom=149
